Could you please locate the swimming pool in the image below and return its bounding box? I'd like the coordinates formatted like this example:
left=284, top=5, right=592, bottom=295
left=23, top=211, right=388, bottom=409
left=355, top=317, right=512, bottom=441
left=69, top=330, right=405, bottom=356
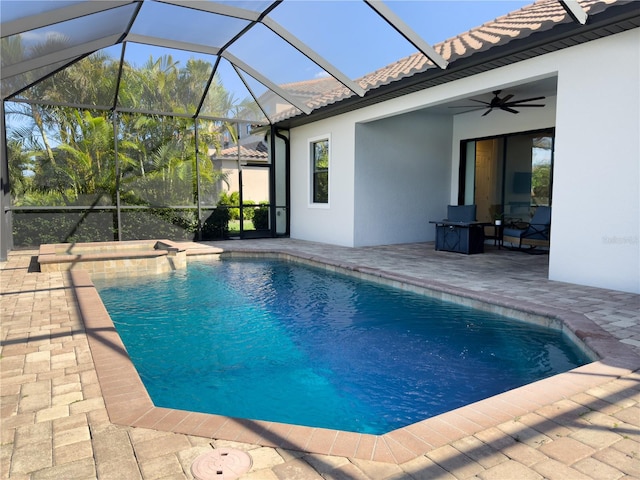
left=95, top=258, right=591, bottom=435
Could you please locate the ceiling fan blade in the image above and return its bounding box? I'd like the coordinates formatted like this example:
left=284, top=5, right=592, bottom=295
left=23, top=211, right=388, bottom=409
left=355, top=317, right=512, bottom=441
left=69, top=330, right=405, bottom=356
left=511, top=96, right=546, bottom=103
left=502, top=106, right=520, bottom=114
left=469, top=99, right=492, bottom=106
left=508, top=103, right=545, bottom=108
left=482, top=108, right=493, bottom=116
left=501, top=94, right=514, bottom=103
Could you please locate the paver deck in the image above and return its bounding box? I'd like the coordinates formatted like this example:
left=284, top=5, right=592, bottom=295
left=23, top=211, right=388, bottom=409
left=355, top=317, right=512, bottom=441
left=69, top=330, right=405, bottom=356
left=1, top=239, right=639, bottom=479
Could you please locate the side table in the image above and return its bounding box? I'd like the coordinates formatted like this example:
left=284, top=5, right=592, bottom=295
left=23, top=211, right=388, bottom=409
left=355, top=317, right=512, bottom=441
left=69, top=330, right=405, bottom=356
left=486, top=223, right=503, bottom=248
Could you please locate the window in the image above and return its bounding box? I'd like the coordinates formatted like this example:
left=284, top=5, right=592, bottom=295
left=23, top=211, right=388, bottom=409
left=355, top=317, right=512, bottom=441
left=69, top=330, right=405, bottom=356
left=310, top=137, right=329, bottom=204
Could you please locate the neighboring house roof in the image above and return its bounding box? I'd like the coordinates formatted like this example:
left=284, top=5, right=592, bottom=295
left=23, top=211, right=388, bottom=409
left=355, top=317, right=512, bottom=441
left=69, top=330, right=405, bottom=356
left=212, top=141, right=268, bottom=162
left=280, top=77, right=344, bottom=99
left=273, top=0, right=639, bottom=126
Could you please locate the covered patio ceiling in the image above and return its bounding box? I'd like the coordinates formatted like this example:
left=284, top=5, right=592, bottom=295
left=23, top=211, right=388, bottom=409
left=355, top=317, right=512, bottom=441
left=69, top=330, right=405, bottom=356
left=1, top=0, right=639, bottom=127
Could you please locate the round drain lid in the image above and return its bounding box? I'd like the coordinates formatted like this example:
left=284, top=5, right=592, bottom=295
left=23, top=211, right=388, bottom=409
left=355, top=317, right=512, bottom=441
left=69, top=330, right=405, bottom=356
left=191, top=448, right=253, bottom=480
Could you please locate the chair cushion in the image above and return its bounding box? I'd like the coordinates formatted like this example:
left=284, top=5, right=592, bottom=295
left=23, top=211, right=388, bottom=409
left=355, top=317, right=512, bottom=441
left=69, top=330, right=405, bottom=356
left=531, top=206, right=551, bottom=225
left=503, top=227, right=525, bottom=238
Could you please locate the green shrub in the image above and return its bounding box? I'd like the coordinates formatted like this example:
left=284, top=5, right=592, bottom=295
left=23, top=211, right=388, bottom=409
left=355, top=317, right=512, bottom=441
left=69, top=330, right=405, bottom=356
left=201, top=207, right=230, bottom=240
left=242, top=200, right=256, bottom=221
left=253, top=203, right=269, bottom=230
left=12, top=210, right=115, bottom=247
left=12, top=208, right=203, bottom=247
left=218, top=191, right=240, bottom=220
left=120, top=209, right=197, bottom=241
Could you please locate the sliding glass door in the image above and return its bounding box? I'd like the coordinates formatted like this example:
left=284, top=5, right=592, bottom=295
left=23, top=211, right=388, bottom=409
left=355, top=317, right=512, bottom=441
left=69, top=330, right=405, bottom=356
left=459, top=129, right=554, bottom=224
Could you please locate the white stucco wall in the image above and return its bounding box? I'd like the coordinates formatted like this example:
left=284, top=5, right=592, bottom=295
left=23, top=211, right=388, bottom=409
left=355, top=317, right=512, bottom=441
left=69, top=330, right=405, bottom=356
left=289, top=28, right=639, bottom=293
left=549, top=29, right=639, bottom=293
left=290, top=116, right=357, bottom=246
left=353, top=111, right=452, bottom=246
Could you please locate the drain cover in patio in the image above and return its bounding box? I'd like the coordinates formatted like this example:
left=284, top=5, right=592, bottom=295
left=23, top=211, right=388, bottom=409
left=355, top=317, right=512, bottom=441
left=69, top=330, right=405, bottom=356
left=191, top=448, right=253, bottom=480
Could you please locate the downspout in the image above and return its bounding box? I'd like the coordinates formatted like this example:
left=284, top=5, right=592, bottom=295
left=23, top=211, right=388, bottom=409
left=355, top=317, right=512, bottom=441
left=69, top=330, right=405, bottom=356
left=274, top=128, right=291, bottom=237
left=268, top=126, right=276, bottom=237
left=236, top=122, right=243, bottom=238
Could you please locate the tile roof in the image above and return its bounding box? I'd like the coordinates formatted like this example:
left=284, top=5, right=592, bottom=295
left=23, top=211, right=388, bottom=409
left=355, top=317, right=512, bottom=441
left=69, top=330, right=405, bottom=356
left=275, top=0, right=629, bottom=121
left=213, top=141, right=268, bottom=161
left=280, top=77, right=344, bottom=97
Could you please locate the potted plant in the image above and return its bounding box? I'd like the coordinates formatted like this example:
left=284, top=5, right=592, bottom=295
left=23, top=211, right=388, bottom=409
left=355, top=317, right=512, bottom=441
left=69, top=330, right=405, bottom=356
left=489, top=206, right=503, bottom=225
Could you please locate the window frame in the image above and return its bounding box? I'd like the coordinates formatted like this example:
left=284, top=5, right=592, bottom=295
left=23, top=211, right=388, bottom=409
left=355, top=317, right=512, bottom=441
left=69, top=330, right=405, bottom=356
left=308, top=134, right=330, bottom=207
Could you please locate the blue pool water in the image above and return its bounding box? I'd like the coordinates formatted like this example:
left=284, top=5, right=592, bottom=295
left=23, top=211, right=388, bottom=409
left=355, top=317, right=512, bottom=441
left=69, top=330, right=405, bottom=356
left=95, top=259, right=590, bottom=434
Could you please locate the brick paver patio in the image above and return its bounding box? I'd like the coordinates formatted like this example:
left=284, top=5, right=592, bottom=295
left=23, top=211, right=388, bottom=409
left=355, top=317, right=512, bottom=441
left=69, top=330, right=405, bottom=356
left=1, top=239, right=639, bottom=479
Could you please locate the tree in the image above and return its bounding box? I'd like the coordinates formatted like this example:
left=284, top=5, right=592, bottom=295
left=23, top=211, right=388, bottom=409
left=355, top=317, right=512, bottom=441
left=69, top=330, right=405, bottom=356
left=53, top=111, right=116, bottom=204
left=532, top=164, right=551, bottom=205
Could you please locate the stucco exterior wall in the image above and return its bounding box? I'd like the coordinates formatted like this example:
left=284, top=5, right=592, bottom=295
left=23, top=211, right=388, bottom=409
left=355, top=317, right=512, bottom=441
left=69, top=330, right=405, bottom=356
left=290, top=116, right=357, bottom=247
left=550, top=29, right=639, bottom=293
left=353, top=111, right=452, bottom=246
left=220, top=161, right=270, bottom=203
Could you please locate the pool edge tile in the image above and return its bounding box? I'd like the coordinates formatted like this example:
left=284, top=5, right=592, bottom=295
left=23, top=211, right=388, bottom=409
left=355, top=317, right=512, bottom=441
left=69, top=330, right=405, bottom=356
left=329, top=430, right=362, bottom=458
left=305, top=428, right=338, bottom=456
left=370, top=437, right=396, bottom=463
left=353, top=434, right=377, bottom=461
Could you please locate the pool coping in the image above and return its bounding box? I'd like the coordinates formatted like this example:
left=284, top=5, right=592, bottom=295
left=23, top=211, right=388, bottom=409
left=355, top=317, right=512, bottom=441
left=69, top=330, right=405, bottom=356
left=71, top=246, right=640, bottom=464
left=38, top=239, right=187, bottom=278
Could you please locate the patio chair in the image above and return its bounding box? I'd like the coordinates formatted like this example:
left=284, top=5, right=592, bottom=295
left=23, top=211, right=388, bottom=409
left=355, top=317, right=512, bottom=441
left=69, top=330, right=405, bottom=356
left=503, top=206, right=551, bottom=251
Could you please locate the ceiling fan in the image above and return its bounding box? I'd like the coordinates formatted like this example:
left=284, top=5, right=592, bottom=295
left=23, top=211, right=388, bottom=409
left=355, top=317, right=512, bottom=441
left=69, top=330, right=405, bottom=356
left=453, top=90, right=546, bottom=116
